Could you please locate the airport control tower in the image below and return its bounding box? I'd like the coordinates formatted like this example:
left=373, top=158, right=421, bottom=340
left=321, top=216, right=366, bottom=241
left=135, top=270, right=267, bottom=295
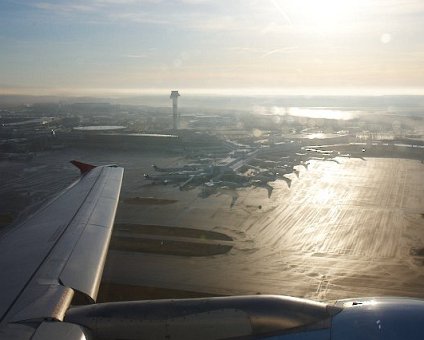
left=170, top=90, right=180, bottom=130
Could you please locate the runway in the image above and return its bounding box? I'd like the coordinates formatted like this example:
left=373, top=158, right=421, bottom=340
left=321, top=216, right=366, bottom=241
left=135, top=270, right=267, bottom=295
left=103, top=158, right=424, bottom=301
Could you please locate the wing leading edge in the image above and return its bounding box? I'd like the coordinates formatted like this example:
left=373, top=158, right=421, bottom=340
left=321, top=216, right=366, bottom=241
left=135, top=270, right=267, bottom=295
left=0, top=161, right=123, bottom=339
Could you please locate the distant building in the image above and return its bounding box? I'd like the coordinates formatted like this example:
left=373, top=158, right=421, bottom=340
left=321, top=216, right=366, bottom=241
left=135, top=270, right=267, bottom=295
left=170, top=91, right=180, bottom=130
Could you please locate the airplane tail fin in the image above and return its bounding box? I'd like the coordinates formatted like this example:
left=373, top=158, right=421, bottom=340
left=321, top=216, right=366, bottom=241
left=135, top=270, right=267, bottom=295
left=70, top=160, right=97, bottom=174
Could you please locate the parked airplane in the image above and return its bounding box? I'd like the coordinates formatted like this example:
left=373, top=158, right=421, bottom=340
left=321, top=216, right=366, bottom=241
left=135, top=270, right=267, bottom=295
left=204, top=179, right=248, bottom=189
left=309, top=156, right=340, bottom=164
left=1, top=162, right=423, bottom=339
left=152, top=163, right=204, bottom=172
left=144, top=172, right=194, bottom=182
left=144, top=170, right=211, bottom=186
left=250, top=170, right=278, bottom=183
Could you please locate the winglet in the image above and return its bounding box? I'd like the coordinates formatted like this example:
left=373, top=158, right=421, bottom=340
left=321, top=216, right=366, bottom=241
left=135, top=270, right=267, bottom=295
left=70, top=160, right=97, bottom=174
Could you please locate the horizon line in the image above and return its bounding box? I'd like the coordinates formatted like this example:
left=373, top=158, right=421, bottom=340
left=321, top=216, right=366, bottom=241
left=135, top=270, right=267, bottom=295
left=2, top=87, right=424, bottom=97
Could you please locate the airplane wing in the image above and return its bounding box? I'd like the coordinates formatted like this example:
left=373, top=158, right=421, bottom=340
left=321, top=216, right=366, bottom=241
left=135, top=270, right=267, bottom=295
left=0, top=161, right=123, bottom=339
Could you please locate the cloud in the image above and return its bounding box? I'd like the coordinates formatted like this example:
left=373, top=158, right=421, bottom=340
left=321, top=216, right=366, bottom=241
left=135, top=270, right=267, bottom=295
left=11, top=0, right=424, bottom=92
left=179, top=0, right=213, bottom=3
left=94, top=0, right=212, bottom=3
left=184, top=15, right=244, bottom=31
left=123, top=54, right=148, bottom=58
left=226, top=47, right=263, bottom=53
left=33, top=0, right=162, bottom=15
left=95, top=0, right=139, bottom=4
left=30, top=1, right=258, bottom=34
left=107, top=12, right=169, bottom=24
left=34, top=2, right=96, bottom=12
left=94, top=0, right=164, bottom=4
left=261, top=46, right=299, bottom=58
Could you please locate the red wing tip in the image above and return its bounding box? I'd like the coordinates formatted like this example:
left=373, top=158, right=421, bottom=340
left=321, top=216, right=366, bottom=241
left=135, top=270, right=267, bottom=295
left=70, top=160, right=97, bottom=174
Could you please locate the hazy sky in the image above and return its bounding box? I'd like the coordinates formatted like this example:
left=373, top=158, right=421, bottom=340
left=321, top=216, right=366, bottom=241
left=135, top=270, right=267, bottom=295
left=1, top=0, right=424, bottom=95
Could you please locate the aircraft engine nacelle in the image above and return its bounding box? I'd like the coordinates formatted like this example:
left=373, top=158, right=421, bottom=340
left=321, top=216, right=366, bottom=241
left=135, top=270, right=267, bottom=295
left=330, top=297, right=424, bottom=340
left=64, top=296, right=424, bottom=340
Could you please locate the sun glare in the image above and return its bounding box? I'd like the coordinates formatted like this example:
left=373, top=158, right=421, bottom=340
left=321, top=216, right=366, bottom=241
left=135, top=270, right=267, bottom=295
left=315, top=189, right=333, bottom=204
left=283, top=0, right=360, bottom=33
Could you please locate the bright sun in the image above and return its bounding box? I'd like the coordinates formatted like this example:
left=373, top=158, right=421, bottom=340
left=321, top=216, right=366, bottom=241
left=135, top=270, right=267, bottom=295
left=281, top=0, right=360, bottom=33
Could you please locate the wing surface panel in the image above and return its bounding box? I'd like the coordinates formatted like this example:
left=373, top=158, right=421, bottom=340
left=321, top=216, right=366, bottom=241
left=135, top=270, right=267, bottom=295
left=0, top=165, right=123, bottom=331
left=0, top=170, right=98, bottom=321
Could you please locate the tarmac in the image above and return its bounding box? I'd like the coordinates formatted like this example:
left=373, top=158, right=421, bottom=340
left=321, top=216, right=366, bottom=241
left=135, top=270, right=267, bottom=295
left=1, top=149, right=423, bottom=302
left=102, top=157, right=424, bottom=302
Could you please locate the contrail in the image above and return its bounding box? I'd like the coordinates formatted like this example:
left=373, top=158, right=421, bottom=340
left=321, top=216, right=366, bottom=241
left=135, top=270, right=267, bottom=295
left=269, top=0, right=293, bottom=26
left=262, top=46, right=298, bottom=58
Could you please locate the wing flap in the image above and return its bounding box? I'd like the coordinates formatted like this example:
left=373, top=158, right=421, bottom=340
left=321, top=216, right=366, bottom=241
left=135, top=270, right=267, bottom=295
left=59, top=167, right=123, bottom=302
left=31, top=321, right=88, bottom=340
left=10, top=285, right=74, bottom=323
left=60, top=224, right=111, bottom=303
